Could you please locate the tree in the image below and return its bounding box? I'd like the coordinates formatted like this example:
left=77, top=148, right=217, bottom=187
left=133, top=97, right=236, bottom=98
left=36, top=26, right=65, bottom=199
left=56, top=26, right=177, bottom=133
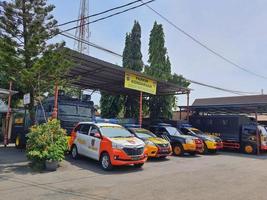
left=123, top=21, right=143, bottom=118
left=145, top=22, right=173, bottom=119
left=0, top=0, right=70, bottom=122
left=100, top=92, right=123, bottom=118
left=100, top=21, right=143, bottom=119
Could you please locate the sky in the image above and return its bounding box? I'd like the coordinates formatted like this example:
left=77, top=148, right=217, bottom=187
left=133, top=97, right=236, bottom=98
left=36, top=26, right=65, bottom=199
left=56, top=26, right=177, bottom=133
left=50, top=0, right=267, bottom=106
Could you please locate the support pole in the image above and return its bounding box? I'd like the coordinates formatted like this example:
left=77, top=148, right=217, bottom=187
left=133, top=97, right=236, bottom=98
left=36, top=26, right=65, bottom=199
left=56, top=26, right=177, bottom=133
left=4, top=81, right=12, bottom=147
left=139, top=92, right=143, bottom=128
left=186, top=92, right=190, bottom=122
left=179, top=107, right=182, bottom=120
left=52, top=83, right=59, bottom=119
left=255, top=111, right=260, bottom=155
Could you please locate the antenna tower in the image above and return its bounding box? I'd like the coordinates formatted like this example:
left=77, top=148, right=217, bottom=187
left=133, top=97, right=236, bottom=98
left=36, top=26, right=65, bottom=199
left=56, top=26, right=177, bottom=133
left=74, top=0, right=90, bottom=54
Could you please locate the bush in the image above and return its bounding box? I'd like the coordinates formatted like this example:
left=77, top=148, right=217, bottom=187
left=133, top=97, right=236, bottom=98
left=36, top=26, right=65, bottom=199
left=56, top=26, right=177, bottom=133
left=26, top=119, right=68, bottom=170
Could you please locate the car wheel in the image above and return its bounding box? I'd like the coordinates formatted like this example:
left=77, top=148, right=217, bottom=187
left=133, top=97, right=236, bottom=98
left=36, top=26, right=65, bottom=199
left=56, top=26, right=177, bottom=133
left=189, top=152, right=196, bottom=156
left=134, top=163, right=144, bottom=168
left=71, top=145, right=79, bottom=159
left=173, top=144, right=184, bottom=156
left=202, top=143, right=208, bottom=154
left=208, top=149, right=217, bottom=154
left=100, top=152, right=113, bottom=171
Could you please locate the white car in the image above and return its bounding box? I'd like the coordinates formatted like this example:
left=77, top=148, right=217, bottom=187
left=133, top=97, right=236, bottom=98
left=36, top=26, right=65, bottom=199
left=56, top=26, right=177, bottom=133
left=69, top=122, right=147, bottom=170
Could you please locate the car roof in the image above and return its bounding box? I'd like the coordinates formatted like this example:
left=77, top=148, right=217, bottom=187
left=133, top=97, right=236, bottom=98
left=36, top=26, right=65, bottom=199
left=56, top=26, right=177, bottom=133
left=78, top=122, right=122, bottom=128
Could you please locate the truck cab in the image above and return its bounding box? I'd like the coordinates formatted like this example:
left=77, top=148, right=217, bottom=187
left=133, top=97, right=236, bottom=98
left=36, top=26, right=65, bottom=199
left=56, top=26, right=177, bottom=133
left=149, top=124, right=203, bottom=156
left=13, top=94, right=95, bottom=148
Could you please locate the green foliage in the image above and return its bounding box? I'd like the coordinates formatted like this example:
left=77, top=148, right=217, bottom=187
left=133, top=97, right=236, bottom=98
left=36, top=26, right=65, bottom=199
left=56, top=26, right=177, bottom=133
left=26, top=119, right=68, bottom=170
left=123, top=21, right=143, bottom=118
left=100, top=21, right=143, bottom=118
left=100, top=92, right=123, bottom=118
left=0, top=0, right=70, bottom=121
left=145, top=22, right=191, bottom=119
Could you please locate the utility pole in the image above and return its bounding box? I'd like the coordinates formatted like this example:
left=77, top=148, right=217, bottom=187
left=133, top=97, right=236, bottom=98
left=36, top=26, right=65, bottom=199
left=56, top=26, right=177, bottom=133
left=74, top=0, right=90, bottom=55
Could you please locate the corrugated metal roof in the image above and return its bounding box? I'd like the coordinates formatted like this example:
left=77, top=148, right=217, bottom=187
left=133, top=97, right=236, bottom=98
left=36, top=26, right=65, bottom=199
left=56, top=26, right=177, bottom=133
left=0, top=88, right=17, bottom=98
left=180, top=95, right=267, bottom=114
left=66, top=49, right=189, bottom=96
left=192, top=95, right=267, bottom=106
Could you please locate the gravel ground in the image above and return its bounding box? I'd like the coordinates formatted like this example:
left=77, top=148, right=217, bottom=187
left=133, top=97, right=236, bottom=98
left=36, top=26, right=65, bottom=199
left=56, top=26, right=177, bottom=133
left=1, top=145, right=267, bottom=200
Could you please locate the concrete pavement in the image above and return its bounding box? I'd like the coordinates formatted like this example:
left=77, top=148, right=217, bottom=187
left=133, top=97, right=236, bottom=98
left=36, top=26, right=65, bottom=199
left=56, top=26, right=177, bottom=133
left=1, top=146, right=267, bottom=200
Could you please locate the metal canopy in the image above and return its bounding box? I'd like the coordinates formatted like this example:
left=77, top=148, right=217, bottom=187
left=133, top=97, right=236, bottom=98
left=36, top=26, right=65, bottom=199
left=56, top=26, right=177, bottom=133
left=66, top=49, right=189, bottom=96
left=180, top=95, right=267, bottom=114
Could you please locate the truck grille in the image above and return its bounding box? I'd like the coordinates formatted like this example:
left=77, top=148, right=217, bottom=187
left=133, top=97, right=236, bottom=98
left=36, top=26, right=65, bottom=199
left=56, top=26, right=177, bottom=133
left=123, top=147, right=144, bottom=156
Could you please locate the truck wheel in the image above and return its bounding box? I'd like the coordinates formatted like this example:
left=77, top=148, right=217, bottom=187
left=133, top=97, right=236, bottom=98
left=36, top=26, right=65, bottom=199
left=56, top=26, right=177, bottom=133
left=173, top=144, right=184, bottom=156
left=134, top=163, right=144, bottom=168
left=100, top=152, right=113, bottom=171
left=243, top=144, right=255, bottom=154
left=71, top=145, right=79, bottom=159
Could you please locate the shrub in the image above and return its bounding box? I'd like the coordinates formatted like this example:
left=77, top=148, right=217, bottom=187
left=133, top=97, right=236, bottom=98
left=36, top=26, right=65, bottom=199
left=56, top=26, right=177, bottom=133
left=26, top=119, right=68, bottom=170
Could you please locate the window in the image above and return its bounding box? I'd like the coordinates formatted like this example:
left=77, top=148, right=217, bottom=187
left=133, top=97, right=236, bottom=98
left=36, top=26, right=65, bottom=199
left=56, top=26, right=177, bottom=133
left=78, top=106, right=92, bottom=117
left=74, top=124, right=81, bottom=132
left=99, top=126, right=132, bottom=138
left=59, top=105, right=77, bottom=115
left=89, top=126, right=100, bottom=137
left=79, top=124, right=90, bottom=135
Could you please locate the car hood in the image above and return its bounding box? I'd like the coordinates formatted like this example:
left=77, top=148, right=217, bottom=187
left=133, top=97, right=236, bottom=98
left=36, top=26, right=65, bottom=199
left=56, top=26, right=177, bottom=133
left=146, top=137, right=169, bottom=144
left=110, top=137, right=145, bottom=147
left=177, top=134, right=197, bottom=140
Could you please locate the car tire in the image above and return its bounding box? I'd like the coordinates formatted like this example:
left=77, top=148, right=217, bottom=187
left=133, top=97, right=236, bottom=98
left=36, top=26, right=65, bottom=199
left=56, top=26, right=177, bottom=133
left=134, top=163, right=144, bottom=168
left=100, top=152, right=113, bottom=171
left=173, top=144, right=184, bottom=156
left=202, top=143, right=208, bottom=154
left=189, top=152, right=196, bottom=156
left=71, top=145, right=79, bottom=159
left=208, top=149, right=217, bottom=154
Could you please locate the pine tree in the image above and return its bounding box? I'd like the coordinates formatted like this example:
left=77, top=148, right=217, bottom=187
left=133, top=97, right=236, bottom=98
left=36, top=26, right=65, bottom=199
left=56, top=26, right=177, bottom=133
left=145, top=22, right=173, bottom=119
left=100, top=21, right=143, bottom=119
left=123, top=21, right=143, bottom=118
left=0, top=0, right=70, bottom=122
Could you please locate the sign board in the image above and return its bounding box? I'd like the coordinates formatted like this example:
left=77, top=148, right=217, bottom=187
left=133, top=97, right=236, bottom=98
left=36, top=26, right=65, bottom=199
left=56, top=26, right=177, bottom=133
left=124, top=72, right=157, bottom=95
left=23, top=93, right=30, bottom=105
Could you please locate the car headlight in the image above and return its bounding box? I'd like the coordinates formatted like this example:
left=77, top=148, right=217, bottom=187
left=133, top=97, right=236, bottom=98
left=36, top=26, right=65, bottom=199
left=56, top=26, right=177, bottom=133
left=112, top=143, right=124, bottom=149
left=208, top=138, right=216, bottom=142
left=146, top=141, right=156, bottom=146
left=185, top=138, right=194, bottom=144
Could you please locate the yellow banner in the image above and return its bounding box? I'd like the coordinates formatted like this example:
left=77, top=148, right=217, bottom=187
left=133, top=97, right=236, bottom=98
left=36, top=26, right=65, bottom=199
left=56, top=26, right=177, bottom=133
left=124, top=72, right=157, bottom=95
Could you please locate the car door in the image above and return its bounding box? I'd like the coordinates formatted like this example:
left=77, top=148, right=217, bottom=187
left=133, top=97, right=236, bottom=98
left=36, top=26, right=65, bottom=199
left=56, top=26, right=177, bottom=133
left=157, top=128, right=171, bottom=142
left=76, top=124, right=90, bottom=156
left=87, top=125, right=102, bottom=160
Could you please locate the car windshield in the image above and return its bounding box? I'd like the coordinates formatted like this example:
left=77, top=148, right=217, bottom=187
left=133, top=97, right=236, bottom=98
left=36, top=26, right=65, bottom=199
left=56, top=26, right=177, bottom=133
left=100, top=126, right=133, bottom=138
left=135, top=129, right=157, bottom=139
left=190, top=128, right=205, bottom=135
left=165, top=127, right=181, bottom=136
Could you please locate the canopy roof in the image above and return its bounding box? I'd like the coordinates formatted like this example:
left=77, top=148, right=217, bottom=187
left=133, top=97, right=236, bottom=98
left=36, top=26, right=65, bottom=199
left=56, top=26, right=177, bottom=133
left=66, top=49, right=189, bottom=96
left=180, top=95, right=267, bottom=114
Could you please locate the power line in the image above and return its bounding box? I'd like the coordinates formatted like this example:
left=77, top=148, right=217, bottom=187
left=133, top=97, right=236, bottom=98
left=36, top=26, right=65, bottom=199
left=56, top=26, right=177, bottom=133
left=56, top=0, right=142, bottom=27
left=140, top=0, right=267, bottom=80
left=60, top=32, right=259, bottom=96
left=59, top=0, right=155, bottom=35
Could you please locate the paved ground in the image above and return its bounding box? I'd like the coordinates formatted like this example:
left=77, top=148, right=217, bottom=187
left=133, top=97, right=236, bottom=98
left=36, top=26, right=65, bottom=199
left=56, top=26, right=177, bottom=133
left=1, top=146, right=267, bottom=200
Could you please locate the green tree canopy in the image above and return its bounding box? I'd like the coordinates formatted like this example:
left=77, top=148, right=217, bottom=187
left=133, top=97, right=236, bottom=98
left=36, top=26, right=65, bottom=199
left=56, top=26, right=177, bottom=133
left=0, top=0, right=70, bottom=121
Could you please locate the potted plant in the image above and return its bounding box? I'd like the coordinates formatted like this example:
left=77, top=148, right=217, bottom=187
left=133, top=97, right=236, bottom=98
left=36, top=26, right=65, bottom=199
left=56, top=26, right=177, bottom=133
left=26, top=119, right=68, bottom=171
